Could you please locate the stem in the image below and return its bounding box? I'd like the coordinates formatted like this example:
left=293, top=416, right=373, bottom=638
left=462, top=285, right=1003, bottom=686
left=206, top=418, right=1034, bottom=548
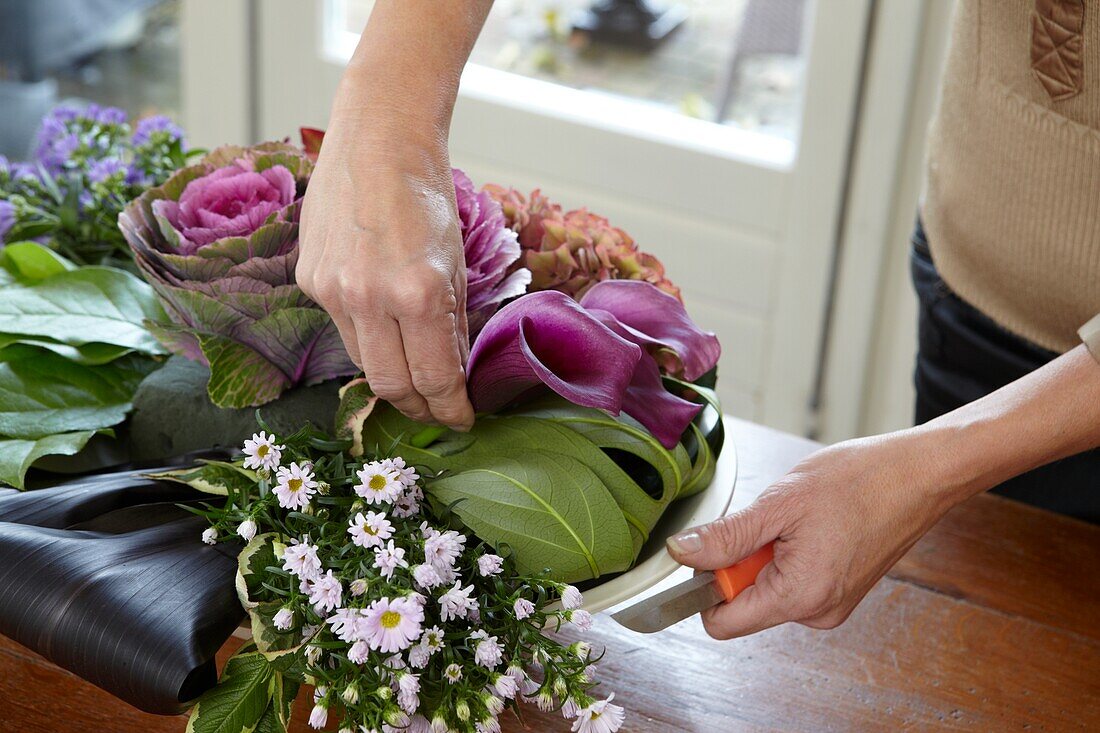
left=410, top=425, right=447, bottom=448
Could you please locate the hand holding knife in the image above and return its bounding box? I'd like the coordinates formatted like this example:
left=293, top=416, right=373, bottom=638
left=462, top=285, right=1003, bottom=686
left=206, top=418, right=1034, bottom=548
left=612, top=542, right=775, bottom=633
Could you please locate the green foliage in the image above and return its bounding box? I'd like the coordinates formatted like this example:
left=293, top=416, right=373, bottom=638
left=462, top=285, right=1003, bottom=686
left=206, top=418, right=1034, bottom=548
left=358, top=390, right=721, bottom=583
left=0, top=243, right=166, bottom=487
left=185, top=647, right=275, bottom=733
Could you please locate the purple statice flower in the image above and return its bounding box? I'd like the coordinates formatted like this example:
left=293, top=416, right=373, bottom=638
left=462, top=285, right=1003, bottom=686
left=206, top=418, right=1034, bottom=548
left=133, top=115, right=185, bottom=148
left=87, top=157, right=127, bottom=184
left=0, top=201, right=14, bottom=243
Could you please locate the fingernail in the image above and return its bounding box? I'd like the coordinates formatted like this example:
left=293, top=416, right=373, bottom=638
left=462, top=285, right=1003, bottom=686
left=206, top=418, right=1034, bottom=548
left=667, top=531, right=703, bottom=555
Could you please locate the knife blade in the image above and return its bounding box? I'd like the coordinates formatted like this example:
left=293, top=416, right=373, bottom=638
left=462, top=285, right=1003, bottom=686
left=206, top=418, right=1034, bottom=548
left=611, top=542, right=774, bottom=634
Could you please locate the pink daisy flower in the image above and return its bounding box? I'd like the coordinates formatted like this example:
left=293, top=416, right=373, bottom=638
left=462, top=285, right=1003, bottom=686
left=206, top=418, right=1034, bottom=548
left=306, top=570, right=343, bottom=613
left=381, top=456, right=420, bottom=488
left=354, top=461, right=403, bottom=505
left=570, top=694, right=625, bottom=733
left=361, top=597, right=424, bottom=654
left=241, top=431, right=283, bottom=471
left=273, top=462, right=317, bottom=510
left=373, top=539, right=408, bottom=580
left=281, top=538, right=322, bottom=581
left=348, top=511, right=394, bottom=549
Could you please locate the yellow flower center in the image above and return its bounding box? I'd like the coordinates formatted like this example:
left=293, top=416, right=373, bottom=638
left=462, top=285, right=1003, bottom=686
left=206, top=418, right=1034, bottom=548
left=364, top=525, right=378, bottom=535
left=288, top=478, right=302, bottom=492
left=368, top=474, right=388, bottom=492
left=380, top=610, right=402, bottom=629
left=256, top=445, right=268, bottom=457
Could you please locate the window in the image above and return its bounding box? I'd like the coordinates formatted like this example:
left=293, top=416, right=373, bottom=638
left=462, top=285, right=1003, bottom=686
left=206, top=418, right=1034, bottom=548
left=326, top=0, right=811, bottom=164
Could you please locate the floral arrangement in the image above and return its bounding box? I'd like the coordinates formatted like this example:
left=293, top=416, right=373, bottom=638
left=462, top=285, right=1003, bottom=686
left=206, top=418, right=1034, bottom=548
left=0, top=105, right=192, bottom=265
left=175, top=424, right=625, bottom=733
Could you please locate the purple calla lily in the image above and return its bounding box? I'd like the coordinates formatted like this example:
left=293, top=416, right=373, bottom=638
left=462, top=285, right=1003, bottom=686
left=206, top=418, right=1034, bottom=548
left=579, top=280, right=721, bottom=381
left=466, top=281, right=720, bottom=448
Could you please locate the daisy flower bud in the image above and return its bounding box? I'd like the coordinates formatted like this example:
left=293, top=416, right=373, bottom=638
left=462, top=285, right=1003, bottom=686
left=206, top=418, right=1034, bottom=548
left=201, top=527, right=217, bottom=545
left=570, top=641, right=592, bottom=660
left=477, top=714, right=502, bottom=733
left=236, top=518, right=258, bottom=542
left=430, top=713, right=448, bottom=733
left=477, top=554, right=503, bottom=577
left=561, top=585, right=583, bottom=610
left=455, top=700, right=471, bottom=722
left=308, top=688, right=328, bottom=730
left=408, top=643, right=430, bottom=668
left=535, top=691, right=555, bottom=712
left=561, top=697, right=581, bottom=719
left=350, top=578, right=369, bottom=596
left=316, top=481, right=331, bottom=495
left=341, top=682, right=359, bottom=705
left=492, top=673, right=518, bottom=700
left=348, top=640, right=370, bottom=664
left=553, top=677, right=569, bottom=698
left=482, top=692, right=504, bottom=716
left=376, top=685, right=393, bottom=701
left=513, top=597, right=535, bottom=620
left=568, top=609, right=594, bottom=632
left=304, top=644, right=322, bottom=666
left=470, top=630, right=503, bottom=669
left=443, top=663, right=463, bottom=683
left=272, top=607, right=294, bottom=631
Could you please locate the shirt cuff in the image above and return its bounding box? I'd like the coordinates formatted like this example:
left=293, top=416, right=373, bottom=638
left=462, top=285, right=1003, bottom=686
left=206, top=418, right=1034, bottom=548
left=1078, top=313, right=1100, bottom=362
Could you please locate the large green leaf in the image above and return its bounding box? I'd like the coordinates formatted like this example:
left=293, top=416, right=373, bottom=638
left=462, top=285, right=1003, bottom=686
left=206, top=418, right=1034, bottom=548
left=0, top=266, right=166, bottom=353
left=0, top=241, right=77, bottom=283
left=430, top=449, right=634, bottom=581
left=0, top=351, right=154, bottom=439
left=0, top=335, right=133, bottom=365
left=509, top=396, right=692, bottom=504
left=185, top=650, right=274, bottom=733
left=362, top=403, right=640, bottom=578
left=0, top=430, right=96, bottom=489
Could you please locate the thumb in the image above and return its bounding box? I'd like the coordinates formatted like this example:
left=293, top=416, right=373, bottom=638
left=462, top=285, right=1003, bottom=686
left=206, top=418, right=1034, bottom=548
left=666, top=501, right=777, bottom=571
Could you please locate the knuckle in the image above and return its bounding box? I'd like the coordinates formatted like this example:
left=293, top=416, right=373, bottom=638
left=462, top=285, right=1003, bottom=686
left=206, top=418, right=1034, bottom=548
left=392, top=271, right=457, bottom=317
left=369, top=377, right=416, bottom=404
left=411, top=369, right=464, bottom=399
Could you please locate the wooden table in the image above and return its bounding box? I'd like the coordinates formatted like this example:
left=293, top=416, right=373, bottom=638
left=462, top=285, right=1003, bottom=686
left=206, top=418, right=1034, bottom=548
left=2, top=419, right=1098, bottom=731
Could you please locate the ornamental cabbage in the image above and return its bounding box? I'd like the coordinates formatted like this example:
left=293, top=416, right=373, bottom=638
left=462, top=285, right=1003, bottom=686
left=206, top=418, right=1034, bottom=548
left=119, top=143, right=358, bottom=408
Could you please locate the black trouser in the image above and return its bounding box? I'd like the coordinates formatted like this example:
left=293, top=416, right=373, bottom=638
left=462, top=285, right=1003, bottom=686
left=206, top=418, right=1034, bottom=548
left=911, top=219, right=1100, bottom=523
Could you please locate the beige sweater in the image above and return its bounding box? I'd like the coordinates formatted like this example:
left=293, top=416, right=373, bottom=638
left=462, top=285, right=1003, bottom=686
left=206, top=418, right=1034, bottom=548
left=922, top=0, right=1100, bottom=357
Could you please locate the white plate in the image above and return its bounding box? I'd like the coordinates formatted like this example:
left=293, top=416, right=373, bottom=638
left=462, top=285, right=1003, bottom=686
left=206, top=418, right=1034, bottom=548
left=578, top=415, right=737, bottom=614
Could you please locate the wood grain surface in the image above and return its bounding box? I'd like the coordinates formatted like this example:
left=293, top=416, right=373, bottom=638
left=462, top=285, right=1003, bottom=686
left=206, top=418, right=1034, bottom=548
left=1, top=418, right=1097, bottom=732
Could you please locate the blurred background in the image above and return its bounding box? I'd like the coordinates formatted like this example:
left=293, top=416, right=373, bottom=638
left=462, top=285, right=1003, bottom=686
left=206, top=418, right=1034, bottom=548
left=0, top=0, right=956, bottom=443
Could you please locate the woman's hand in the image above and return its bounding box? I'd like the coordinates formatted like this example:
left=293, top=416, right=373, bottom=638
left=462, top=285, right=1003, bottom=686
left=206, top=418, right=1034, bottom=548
left=667, top=433, right=959, bottom=639
left=297, top=115, right=475, bottom=430
left=296, top=0, right=494, bottom=431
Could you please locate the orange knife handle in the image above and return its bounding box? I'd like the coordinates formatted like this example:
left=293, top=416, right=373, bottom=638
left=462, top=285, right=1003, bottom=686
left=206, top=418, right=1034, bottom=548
left=713, top=542, right=775, bottom=603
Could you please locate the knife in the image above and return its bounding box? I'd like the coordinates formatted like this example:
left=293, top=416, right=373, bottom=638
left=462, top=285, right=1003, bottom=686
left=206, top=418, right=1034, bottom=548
left=611, top=542, right=775, bottom=633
